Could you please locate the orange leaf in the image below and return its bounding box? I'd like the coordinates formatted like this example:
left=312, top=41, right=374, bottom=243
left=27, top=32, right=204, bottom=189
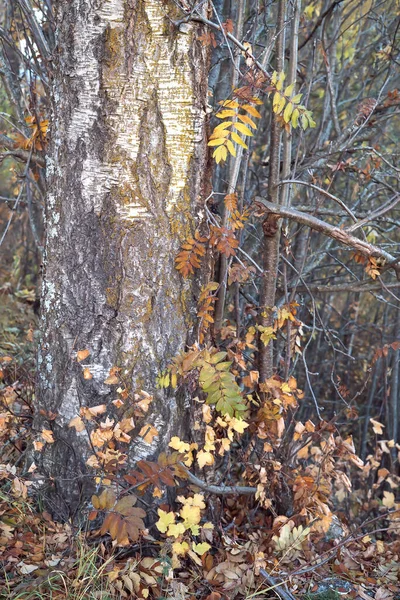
left=139, top=424, right=159, bottom=444
left=76, top=349, right=90, bottom=362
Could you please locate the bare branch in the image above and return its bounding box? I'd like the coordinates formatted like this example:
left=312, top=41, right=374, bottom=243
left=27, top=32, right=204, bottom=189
left=255, top=197, right=400, bottom=278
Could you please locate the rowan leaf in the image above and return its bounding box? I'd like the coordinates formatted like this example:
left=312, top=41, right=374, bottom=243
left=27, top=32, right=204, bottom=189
left=233, top=122, right=253, bottom=136
left=237, top=113, right=257, bottom=129
left=241, top=104, right=262, bottom=118
left=226, top=138, right=236, bottom=157
left=230, top=131, right=248, bottom=148
left=213, top=144, right=228, bottom=163
left=208, top=138, right=227, bottom=147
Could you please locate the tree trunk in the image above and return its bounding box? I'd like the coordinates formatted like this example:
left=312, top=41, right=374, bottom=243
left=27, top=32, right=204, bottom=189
left=36, top=0, right=210, bottom=516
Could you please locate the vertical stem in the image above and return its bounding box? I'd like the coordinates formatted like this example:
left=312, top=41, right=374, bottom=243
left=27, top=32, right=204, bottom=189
left=259, top=0, right=286, bottom=382
left=390, top=302, right=400, bottom=450
left=214, top=0, right=246, bottom=330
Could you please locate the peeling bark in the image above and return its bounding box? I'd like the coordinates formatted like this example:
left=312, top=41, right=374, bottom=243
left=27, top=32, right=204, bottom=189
left=36, top=0, right=210, bottom=515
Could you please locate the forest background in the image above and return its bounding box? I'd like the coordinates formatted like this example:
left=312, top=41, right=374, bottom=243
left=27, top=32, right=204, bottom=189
left=0, top=0, right=400, bottom=598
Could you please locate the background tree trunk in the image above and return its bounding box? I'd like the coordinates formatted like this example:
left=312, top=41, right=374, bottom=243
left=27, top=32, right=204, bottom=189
left=36, top=0, right=210, bottom=516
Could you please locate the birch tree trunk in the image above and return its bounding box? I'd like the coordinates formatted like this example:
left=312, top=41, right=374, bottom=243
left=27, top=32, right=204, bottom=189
left=36, top=0, right=210, bottom=516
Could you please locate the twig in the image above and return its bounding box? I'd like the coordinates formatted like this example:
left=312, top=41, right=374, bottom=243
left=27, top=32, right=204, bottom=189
left=259, top=569, right=296, bottom=600
left=255, top=197, right=400, bottom=278
left=180, top=463, right=256, bottom=495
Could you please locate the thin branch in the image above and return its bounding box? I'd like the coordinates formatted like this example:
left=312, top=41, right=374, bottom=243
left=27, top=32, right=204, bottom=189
left=279, top=179, right=357, bottom=222
left=181, top=464, right=256, bottom=495
left=255, top=197, right=400, bottom=278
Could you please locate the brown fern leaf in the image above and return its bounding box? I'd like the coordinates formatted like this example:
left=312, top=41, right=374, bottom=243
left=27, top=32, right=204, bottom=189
left=224, top=192, right=238, bottom=212
left=210, top=225, right=239, bottom=257
left=175, top=230, right=208, bottom=278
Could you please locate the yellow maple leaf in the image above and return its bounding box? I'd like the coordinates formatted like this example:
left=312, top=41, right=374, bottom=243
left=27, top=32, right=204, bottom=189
left=169, top=436, right=191, bottom=453
left=172, top=541, right=190, bottom=556
left=197, top=450, right=214, bottom=469
left=192, top=542, right=211, bottom=556
left=382, top=491, right=395, bottom=509
left=180, top=503, right=201, bottom=531
left=80, top=404, right=107, bottom=420
left=68, top=416, right=85, bottom=432
left=228, top=417, right=249, bottom=434
left=167, top=522, right=186, bottom=538
left=139, top=424, right=159, bottom=443
left=156, top=509, right=176, bottom=533
left=178, top=493, right=206, bottom=509
left=218, top=438, right=231, bottom=455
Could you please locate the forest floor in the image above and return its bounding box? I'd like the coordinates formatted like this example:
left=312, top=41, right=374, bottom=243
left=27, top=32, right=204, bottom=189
left=0, top=273, right=399, bottom=600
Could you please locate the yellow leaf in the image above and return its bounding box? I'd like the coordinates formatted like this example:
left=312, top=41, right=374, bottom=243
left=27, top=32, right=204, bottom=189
left=213, top=121, right=233, bottom=132
left=208, top=138, right=227, bottom=147
left=167, top=522, right=186, bottom=538
left=213, top=145, right=228, bottom=164
left=283, top=102, right=294, bottom=123
left=209, top=128, right=230, bottom=140
left=277, top=95, right=286, bottom=114
left=291, top=108, right=299, bottom=128
left=139, top=424, right=159, bottom=443
left=304, top=4, right=315, bottom=19
left=382, top=491, right=395, bottom=508
left=230, top=131, right=248, bottom=149
left=218, top=100, right=239, bottom=108
left=33, top=440, right=44, bottom=451
left=215, top=109, right=236, bottom=118
left=228, top=417, right=249, bottom=434
left=284, top=83, right=295, bottom=97
left=41, top=429, right=55, bottom=443
left=276, top=71, right=286, bottom=91
left=242, top=104, right=261, bottom=118
left=156, top=509, right=176, bottom=533
left=68, top=416, right=85, bottom=432
left=291, top=93, right=302, bottom=104
left=76, top=349, right=90, bottom=362
left=273, top=91, right=281, bottom=109
left=83, top=367, right=93, bottom=380
left=172, top=541, right=190, bottom=556
left=202, top=404, right=212, bottom=424
left=192, top=542, right=211, bottom=556
left=370, top=418, right=385, bottom=435
left=226, top=139, right=236, bottom=157
left=197, top=449, right=214, bottom=468
left=233, top=122, right=253, bottom=137
left=169, top=436, right=191, bottom=453
left=180, top=503, right=201, bottom=528
left=238, top=114, right=257, bottom=129
left=178, top=493, right=206, bottom=509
